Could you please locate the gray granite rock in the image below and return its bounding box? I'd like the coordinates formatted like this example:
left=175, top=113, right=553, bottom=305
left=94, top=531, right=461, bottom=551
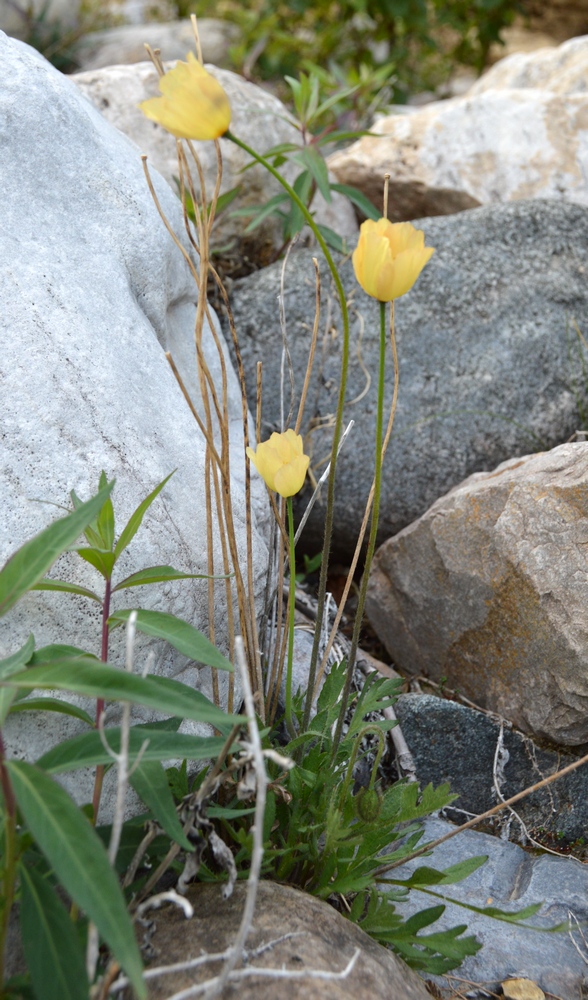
left=367, top=444, right=588, bottom=746
left=389, top=818, right=588, bottom=998
left=0, top=33, right=269, bottom=813
left=395, top=693, right=588, bottom=843
left=225, top=200, right=588, bottom=559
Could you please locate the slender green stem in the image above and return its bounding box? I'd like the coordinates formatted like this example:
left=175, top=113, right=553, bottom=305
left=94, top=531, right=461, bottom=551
left=285, top=497, right=297, bottom=740
left=332, top=300, right=388, bottom=754
left=226, top=132, right=350, bottom=730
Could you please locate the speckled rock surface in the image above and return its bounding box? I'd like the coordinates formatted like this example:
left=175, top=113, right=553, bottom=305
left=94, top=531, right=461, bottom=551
left=141, top=881, right=433, bottom=999
left=470, top=33, right=588, bottom=95
left=367, top=444, right=588, bottom=746
left=73, top=62, right=357, bottom=261
left=395, top=693, right=588, bottom=842
left=225, top=200, right=588, bottom=559
left=0, top=33, right=269, bottom=813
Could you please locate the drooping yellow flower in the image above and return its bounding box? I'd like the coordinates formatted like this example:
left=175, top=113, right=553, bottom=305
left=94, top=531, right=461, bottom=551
left=352, top=218, right=434, bottom=302
left=139, top=52, right=231, bottom=140
left=246, top=430, right=309, bottom=498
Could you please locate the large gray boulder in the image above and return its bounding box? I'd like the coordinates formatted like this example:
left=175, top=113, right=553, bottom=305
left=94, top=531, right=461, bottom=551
left=394, top=693, right=588, bottom=841
left=225, top=200, right=588, bottom=559
left=0, top=33, right=269, bottom=810
left=367, top=444, right=588, bottom=746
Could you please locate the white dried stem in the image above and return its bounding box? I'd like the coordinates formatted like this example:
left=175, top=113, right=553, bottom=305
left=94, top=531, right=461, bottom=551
left=569, top=910, right=588, bottom=965
left=164, top=948, right=361, bottom=999
left=294, top=419, right=354, bottom=545
left=136, top=892, right=194, bottom=921
left=201, top=636, right=268, bottom=1000
left=492, top=722, right=563, bottom=855
left=109, top=935, right=306, bottom=995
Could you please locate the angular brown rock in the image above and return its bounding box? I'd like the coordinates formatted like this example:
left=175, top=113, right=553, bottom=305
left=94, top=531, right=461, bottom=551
left=366, top=443, right=588, bottom=746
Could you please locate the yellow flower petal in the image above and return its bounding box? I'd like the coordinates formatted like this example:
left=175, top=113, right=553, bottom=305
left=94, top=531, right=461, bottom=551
left=352, top=218, right=434, bottom=301
left=247, top=431, right=309, bottom=497
left=139, top=52, right=231, bottom=141
left=274, top=454, right=310, bottom=498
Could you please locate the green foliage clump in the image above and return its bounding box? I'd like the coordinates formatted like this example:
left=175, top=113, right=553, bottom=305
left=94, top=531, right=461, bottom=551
left=179, top=0, right=522, bottom=99
left=0, top=476, right=238, bottom=998
left=200, top=660, right=487, bottom=974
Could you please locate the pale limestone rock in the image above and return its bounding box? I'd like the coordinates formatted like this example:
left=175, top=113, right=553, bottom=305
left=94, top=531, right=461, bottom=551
left=73, top=62, right=358, bottom=259
left=74, top=18, right=238, bottom=71
left=366, top=443, right=588, bottom=746
left=0, top=33, right=269, bottom=812
left=328, top=83, right=588, bottom=221
left=472, top=34, right=588, bottom=95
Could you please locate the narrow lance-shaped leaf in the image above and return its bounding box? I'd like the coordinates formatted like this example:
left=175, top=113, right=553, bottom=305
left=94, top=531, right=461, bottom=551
left=7, top=761, right=145, bottom=998
left=109, top=609, right=233, bottom=672
left=74, top=547, right=115, bottom=580
left=10, top=698, right=95, bottom=727
left=20, top=862, right=90, bottom=1000
left=113, top=565, right=224, bottom=592
left=31, top=579, right=101, bottom=602
left=130, top=759, right=193, bottom=851
left=70, top=488, right=104, bottom=548
left=330, top=182, right=381, bottom=220
left=294, top=146, right=331, bottom=203
left=1, top=660, right=240, bottom=730
left=0, top=480, right=114, bottom=617
left=0, top=634, right=36, bottom=725
left=0, top=635, right=35, bottom=680
left=37, top=727, right=234, bottom=773
left=113, top=471, right=175, bottom=560
left=95, top=470, right=115, bottom=550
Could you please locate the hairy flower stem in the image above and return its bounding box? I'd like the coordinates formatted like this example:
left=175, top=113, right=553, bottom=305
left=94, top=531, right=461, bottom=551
left=332, top=301, right=388, bottom=754
left=225, top=132, right=350, bottom=729
left=91, top=577, right=112, bottom=823
left=285, top=498, right=297, bottom=740
left=0, top=732, right=16, bottom=990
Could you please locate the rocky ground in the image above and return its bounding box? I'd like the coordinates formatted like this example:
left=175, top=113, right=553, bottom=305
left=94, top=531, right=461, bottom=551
left=3, top=5, right=588, bottom=997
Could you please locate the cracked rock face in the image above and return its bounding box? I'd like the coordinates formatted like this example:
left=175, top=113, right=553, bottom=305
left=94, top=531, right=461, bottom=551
left=366, top=443, right=588, bottom=746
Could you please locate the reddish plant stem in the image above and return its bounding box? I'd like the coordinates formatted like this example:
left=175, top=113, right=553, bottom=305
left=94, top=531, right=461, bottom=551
left=0, top=730, right=17, bottom=991
left=92, top=578, right=112, bottom=823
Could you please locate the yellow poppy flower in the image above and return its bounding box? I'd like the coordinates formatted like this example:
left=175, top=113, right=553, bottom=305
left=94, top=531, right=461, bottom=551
left=352, top=218, right=434, bottom=302
left=139, top=52, right=231, bottom=140
left=246, top=430, right=309, bottom=498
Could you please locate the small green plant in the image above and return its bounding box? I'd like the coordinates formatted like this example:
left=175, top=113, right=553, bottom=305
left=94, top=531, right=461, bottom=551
left=0, top=478, right=240, bottom=997
left=187, top=660, right=548, bottom=974
left=231, top=68, right=381, bottom=256
left=179, top=0, right=522, bottom=96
